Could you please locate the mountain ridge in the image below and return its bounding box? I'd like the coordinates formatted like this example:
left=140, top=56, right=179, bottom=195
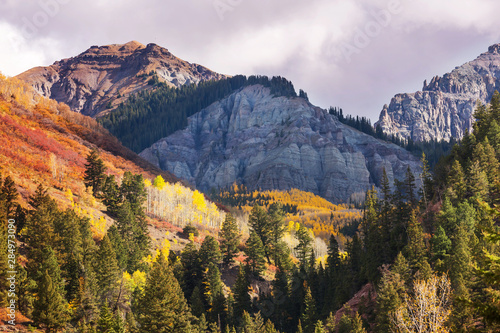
left=375, top=43, right=500, bottom=142
left=16, top=41, right=227, bottom=116
left=140, top=84, right=421, bottom=203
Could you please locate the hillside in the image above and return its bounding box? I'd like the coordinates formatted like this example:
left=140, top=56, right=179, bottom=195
left=16, top=41, right=227, bottom=117
left=375, top=43, right=500, bottom=142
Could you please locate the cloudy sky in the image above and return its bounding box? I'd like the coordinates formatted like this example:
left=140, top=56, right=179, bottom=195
left=1, top=0, right=499, bottom=121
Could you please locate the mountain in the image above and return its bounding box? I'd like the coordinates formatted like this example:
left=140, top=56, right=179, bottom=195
left=375, top=43, right=500, bottom=142
left=140, top=85, right=421, bottom=203
left=16, top=41, right=227, bottom=117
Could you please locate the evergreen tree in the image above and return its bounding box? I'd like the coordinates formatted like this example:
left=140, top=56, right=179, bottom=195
left=190, top=285, right=205, bottom=318
left=375, top=265, right=405, bottom=332
left=136, top=255, right=194, bottom=332
left=180, top=240, right=201, bottom=299
left=83, top=148, right=107, bottom=197
left=419, top=152, right=434, bottom=207
left=94, top=234, right=120, bottom=301
left=33, top=247, right=69, bottom=332
left=203, top=262, right=226, bottom=324
left=233, top=265, right=251, bottom=319
left=245, top=230, right=266, bottom=277
left=301, top=284, right=317, bottom=333
left=248, top=205, right=272, bottom=263
left=120, top=172, right=147, bottom=217
left=219, top=213, right=240, bottom=266
left=2, top=175, right=18, bottom=218
left=404, top=211, right=431, bottom=279
left=102, top=175, right=122, bottom=216
left=199, top=235, right=222, bottom=272
left=268, top=203, right=287, bottom=264
left=98, top=301, right=118, bottom=333
left=295, top=223, right=313, bottom=268
left=467, top=160, right=489, bottom=202
left=430, top=225, right=451, bottom=273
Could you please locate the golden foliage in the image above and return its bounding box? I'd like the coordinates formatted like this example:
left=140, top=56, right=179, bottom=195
left=145, top=179, right=225, bottom=229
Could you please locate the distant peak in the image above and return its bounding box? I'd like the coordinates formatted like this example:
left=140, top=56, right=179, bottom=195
left=488, top=43, right=500, bottom=54
left=81, top=41, right=146, bottom=57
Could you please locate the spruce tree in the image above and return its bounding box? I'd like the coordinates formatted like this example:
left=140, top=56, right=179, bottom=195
left=136, top=255, right=194, bottom=332
left=219, top=213, right=241, bottom=266
left=430, top=225, right=451, bottom=273
left=102, top=175, right=122, bottom=216
left=404, top=210, right=431, bottom=279
left=83, top=148, right=107, bottom=197
left=199, top=235, right=222, bottom=272
left=203, top=262, right=226, bottom=324
left=295, top=223, right=313, bottom=268
left=180, top=240, right=201, bottom=298
left=94, top=234, right=120, bottom=301
left=301, top=284, right=317, bottom=333
left=33, top=247, right=69, bottom=332
left=245, top=230, right=266, bottom=276
left=98, top=301, right=118, bottom=333
left=248, top=205, right=272, bottom=263
left=268, top=203, right=287, bottom=264
left=233, top=265, right=251, bottom=319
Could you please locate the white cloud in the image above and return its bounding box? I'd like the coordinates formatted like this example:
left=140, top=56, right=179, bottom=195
left=0, top=0, right=499, bottom=119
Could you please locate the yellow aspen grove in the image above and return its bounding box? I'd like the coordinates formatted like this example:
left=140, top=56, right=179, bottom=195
left=144, top=177, right=225, bottom=228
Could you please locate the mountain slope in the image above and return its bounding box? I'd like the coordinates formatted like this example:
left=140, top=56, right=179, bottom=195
left=140, top=85, right=421, bottom=203
left=0, top=74, right=177, bottom=207
left=16, top=41, right=227, bottom=117
left=375, top=43, right=500, bottom=142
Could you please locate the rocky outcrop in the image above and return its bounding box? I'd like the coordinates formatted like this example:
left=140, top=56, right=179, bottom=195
left=375, top=43, right=500, bottom=142
left=140, top=85, right=421, bottom=203
left=16, top=41, right=227, bottom=116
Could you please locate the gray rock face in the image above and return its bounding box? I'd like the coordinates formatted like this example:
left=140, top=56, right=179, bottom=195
left=140, top=85, right=421, bottom=202
left=375, top=44, right=500, bottom=142
left=16, top=41, right=227, bottom=117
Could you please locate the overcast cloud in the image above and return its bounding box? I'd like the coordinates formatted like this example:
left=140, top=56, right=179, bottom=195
left=1, top=0, right=499, bottom=121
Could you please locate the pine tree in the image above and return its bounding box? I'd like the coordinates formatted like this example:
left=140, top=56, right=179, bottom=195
left=268, top=203, right=287, bottom=264
left=219, top=213, right=240, bottom=266
left=102, top=175, right=122, bottom=216
left=2, top=175, right=18, bottom=218
left=190, top=285, right=205, bottom=317
left=419, top=152, right=433, bottom=207
left=203, top=262, right=226, bottom=324
left=375, top=265, right=405, bottom=332
left=301, top=284, right=317, bottom=333
left=404, top=210, right=431, bottom=279
left=295, top=223, right=313, bottom=268
left=233, top=265, right=251, bottom=318
left=98, top=301, right=118, bottom=333
left=136, top=255, right=194, bottom=332
left=430, top=225, right=451, bottom=273
left=94, top=234, right=120, bottom=301
left=199, top=235, right=222, bottom=272
left=248, top=205, right=272, bottom=263
left=83, top=148, right=107, bottom=197
left=33, top=247, right=69, bottom=332
left=180, top=240, right=201, bottom=299
left=467, top=160, right=489, bottom=202
left=245, top=230, right=266, bottom=276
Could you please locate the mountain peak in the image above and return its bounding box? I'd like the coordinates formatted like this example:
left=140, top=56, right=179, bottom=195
left=81, top=41, right=146, bottom=57
left=375, top=43, right=500, bottom=142
left=488, top=43, right=500, bottom=55
left=17, top=42, right=227, bottom=116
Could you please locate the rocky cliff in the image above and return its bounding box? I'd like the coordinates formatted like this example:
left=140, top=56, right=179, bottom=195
left=16, top=41, right=226, bottom=117
left=140, top=85, right=421, bottom=203
left=375, top=44, right=500, bottom=142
